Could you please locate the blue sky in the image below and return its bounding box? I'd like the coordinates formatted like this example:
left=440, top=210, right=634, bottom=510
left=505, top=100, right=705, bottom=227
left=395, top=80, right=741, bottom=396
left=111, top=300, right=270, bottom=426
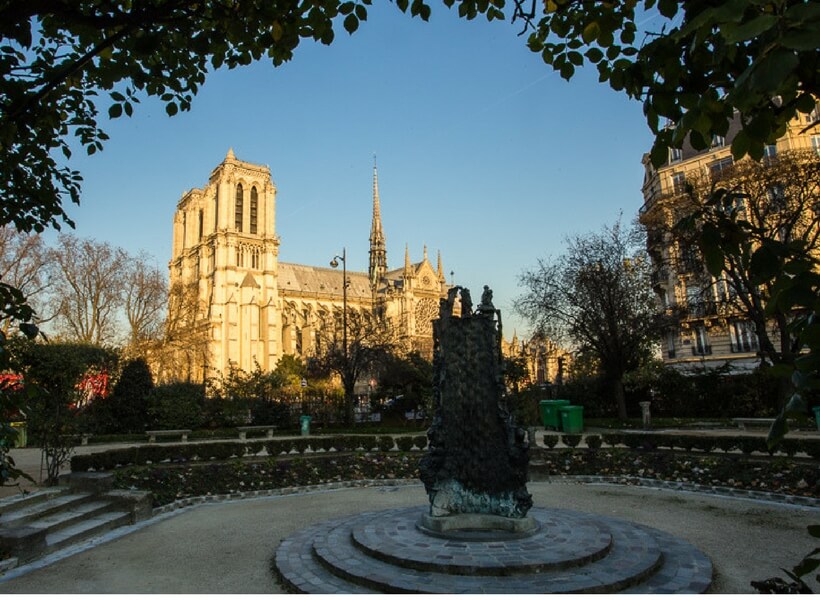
left=55, top=4, right=656, bottom=337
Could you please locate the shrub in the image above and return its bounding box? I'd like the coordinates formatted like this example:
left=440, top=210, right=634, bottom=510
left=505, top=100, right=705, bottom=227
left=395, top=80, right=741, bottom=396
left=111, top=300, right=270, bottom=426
left=413, top=435, right=428, bottom=450
left=245, top=442, right=264, bottom=456
left=357, top=435, right=378, bottom=451
left=291, top=438, right=311, bottom=454
left=601, top=433, right=622, bottom=447
left=585, top=434, right=602, bottom=450
left=739, top=438, right=763, bottom=455
left=146, top=383, right=204, bottom=430
left=562, top=434, right=582, bottom=448
left=395, top=436, right=414, bottom=451
left=377, top=436, right=395, bottom=452
left=542, top=435, right=559, bottom=449
left=779, top=439, right=800, bottom=458
left=692, top=438, right=716, bottom=453
left=265, top=440, right=284, bottom=456
left=106, top=358, right=154, bottom=434
left=716, top=438, right=737, bottom=453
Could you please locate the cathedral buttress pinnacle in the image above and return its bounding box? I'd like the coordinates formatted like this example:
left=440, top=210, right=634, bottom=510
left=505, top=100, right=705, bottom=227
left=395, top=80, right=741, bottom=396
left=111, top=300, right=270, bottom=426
left=369, top=160, right=387, bottom=291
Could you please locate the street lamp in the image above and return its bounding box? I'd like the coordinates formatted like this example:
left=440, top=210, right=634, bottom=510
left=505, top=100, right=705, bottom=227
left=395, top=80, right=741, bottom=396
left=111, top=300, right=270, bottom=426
left=330, top=248, right=348, bottom=361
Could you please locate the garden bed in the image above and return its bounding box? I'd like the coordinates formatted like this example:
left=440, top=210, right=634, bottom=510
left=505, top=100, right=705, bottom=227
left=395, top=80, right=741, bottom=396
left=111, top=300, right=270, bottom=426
left=108, top=446, right=819, bottom=508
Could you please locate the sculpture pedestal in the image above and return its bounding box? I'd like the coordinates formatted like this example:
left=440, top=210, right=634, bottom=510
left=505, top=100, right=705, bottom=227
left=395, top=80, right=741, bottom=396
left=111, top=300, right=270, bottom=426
left=418, top=512, right=539, bottom=541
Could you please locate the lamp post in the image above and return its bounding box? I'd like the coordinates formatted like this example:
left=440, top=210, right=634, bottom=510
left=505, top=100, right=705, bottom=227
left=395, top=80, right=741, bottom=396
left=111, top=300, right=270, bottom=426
left=330, top=248, right=348, bottom=361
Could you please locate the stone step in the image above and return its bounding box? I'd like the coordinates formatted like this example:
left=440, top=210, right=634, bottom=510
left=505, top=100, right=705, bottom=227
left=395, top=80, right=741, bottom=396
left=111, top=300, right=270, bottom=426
left=313, top=511, right=663, bottom=593
left=45, top=510, right=132, bottom=553
left=23, top=500, right=118, bottom=536
left=0, top=488, right=68, bottom=515
left=0, top=492, right=92, bottom=528
left=274, top=507, right=713, bottom=594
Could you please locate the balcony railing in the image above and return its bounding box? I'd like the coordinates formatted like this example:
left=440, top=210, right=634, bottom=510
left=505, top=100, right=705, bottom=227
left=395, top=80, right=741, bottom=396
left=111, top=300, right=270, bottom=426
left=730, top=341, right=758, bottom=353
left=687, top=301, right=717, bottom=318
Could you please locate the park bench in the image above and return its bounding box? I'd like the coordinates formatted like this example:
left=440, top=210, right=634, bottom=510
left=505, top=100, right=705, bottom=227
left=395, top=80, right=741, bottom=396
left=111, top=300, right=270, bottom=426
left=146, top=429, right=191, bottom=443
left=236, top=425, right=277, bottom=440
left=731, top=418, right=774, bottom=430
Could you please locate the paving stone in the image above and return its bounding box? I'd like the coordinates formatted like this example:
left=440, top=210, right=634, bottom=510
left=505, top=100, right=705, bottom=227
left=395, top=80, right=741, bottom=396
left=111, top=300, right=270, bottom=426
left=273, top=506, right=712, bottom=594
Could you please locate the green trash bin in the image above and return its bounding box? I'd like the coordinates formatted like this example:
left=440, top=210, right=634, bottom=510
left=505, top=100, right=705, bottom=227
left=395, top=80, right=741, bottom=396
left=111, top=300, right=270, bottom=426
left=10, top=421, right=26, bottom=448
left=300, top=415, right=312, bottom=436
left=813, top=406, right=820, bottom=432
left=539, top=400, right=570, bottom=430
left=559, top=405, right=584, bottom=434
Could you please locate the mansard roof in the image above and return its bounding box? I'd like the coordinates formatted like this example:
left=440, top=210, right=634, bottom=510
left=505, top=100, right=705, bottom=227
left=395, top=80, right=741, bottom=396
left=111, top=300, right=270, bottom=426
left=278, top=262, right=372, bottom=301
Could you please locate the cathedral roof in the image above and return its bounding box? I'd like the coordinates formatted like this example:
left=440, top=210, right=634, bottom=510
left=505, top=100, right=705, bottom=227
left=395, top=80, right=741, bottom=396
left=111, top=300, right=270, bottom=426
left=278, top=262, right=372, bottom=300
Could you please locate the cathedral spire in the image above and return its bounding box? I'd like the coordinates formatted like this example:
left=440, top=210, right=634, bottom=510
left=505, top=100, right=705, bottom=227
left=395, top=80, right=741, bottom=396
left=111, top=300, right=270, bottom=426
left=437, top=250, right=444, bottom=280
left=369, top=157, right=387, bottom=291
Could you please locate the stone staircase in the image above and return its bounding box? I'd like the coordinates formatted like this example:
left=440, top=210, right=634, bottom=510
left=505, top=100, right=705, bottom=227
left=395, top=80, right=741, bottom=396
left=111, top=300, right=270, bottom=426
left=0, top=473, right=152, bottom=571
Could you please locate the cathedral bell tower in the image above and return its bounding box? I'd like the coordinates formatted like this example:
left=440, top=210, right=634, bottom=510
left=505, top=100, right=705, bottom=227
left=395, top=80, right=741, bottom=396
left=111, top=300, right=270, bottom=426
left=368, top=159, right=388, bottom=293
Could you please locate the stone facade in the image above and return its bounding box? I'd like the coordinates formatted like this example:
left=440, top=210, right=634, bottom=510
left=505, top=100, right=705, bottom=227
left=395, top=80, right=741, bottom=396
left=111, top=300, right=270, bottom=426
left=169, top=150, right=449, bottom=381
left=638, top=109, right=820, bottom=372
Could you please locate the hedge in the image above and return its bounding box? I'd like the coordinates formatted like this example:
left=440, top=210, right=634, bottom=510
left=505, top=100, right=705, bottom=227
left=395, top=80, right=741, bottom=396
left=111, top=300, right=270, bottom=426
left=70, top=434, right=424, bottom=472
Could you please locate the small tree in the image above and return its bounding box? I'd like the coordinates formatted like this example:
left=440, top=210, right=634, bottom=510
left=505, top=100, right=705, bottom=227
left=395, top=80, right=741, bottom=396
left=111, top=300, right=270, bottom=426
left=516, top=220, right=665, bottom=419
left=8, top=339, right=118, bottom=485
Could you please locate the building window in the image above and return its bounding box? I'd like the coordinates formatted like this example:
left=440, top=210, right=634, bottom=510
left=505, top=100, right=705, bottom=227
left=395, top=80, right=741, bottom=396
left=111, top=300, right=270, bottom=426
left=711, top=134, right=725, bottom=148
left=198, top=210, right=204, bottom=241
left=669, top=147, right=683, bottom=163
left=692, top=325, right=711, bottom=356
left=763, top=144, right=777, bottom=159
left=767, top=184, right=786, bottom=210
left=235, top=184, right=244, bottom=232
left=250, top=187, right=258, bottom=235
left=731, top=320, right=759, bottom=353
left=671, top=172, right=687, bottom=194
left=709, top=156, right=733, bottom=179
left=666, top=331, right=677, bottom=359
left=812, top=135, right=820, bottom=157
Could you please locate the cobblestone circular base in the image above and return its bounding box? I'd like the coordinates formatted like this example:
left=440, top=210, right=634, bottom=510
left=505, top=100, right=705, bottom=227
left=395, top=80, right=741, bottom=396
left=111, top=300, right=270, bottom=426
left=273, top=506, right=713, bottom=593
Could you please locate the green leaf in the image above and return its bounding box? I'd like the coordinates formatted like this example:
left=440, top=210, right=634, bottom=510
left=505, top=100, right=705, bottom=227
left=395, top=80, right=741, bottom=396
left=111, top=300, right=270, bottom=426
left=343, top=14, right=359, bottom=33
left=165, top=102, right=178, bottom=117
left=582, top=21, right=600, bottom=44
left=751, top=50, right=799, bottom=92
left=721, top=15, right=777, bottom=43
left=749, top=245, right=780, bottom=284
left=108, top=103, right=123, bottom=119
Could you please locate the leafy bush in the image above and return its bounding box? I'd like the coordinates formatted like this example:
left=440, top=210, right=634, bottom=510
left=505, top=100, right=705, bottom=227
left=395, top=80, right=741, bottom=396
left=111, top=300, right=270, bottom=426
left=585, top=434, right=602, bottom=450
left=291, top=438, right=311, bottom=454
left=146, top=383, right=205, bottom=430
left=542, top=435, right=559, bottom=449
left=245, top=441, right=264, bottom=456
left=265, top=440, right=284, bottom=456
left=413, top=435, right=428, bottom=450
left=105, top=358, right=153, bottom=434
left=562, top=434, right=582, bottom=448
left=601, top=433, right=623, bottom=447
left=395, top=436, right=414, bottom=451
left=377, top=436, right=394, bottom=451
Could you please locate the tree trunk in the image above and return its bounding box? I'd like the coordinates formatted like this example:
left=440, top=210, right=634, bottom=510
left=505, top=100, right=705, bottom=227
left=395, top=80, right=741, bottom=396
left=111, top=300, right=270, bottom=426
left=612, top=377, right=627, bottom=421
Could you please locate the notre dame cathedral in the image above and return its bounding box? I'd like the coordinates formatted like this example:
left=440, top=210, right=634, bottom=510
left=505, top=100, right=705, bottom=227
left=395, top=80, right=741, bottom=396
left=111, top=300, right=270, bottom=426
left=168, top=150, right=449, bottom=381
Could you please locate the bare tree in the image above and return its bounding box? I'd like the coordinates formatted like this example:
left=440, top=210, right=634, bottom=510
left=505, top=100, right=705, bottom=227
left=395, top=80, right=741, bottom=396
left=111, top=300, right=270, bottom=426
left=516, top=221, right=664, bottom=420
left=313, top=309, right=395, bottom=425
left=48, top=234, right=127, bottom=344
left=123, top=252, right=168, bottom=352
left=0, top=227, right=54, bottom=334
left=154, top=281, right=210, bottom=383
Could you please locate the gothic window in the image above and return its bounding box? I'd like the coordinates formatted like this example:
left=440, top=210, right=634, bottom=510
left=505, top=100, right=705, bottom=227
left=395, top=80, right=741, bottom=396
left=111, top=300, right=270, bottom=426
left=235, top=184, right=244, bottom=232
left=214, top=188, right=219, bottom=230
left=250, top=187, right=258, bottom=234
left=198, top=209, right=204, bottom=241
left=414, top=298, right=439, bottom=336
